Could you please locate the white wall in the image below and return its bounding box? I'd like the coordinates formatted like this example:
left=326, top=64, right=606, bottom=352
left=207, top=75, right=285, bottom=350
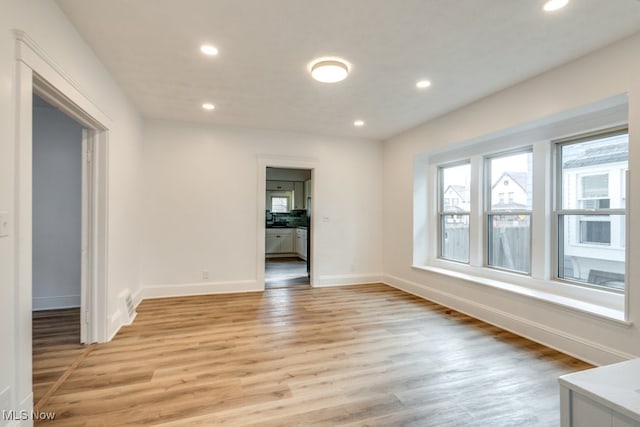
left=0, top=0, right=143, bottom=416
left=382, top=32, right=640, bottom=365
left=32, top=98, right=83, bottom=310
left=141, top=120, right=383, bottom=296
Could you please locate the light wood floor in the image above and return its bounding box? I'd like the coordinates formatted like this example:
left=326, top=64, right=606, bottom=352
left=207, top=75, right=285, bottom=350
left=32, top=308, right=85, bottom=405
left=37, top=284, right=591, bottom=426
left=265, top=257, right=310, bottom=289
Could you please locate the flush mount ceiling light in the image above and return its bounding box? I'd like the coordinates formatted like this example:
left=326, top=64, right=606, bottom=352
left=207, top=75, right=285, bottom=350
left=310, top=58, right=349, bottom=83
left=543, top=0, right=569, bottom=12
left=200, top=44, right=219, bottom=56
left=416, top=80, right=432, bottom=89
left=353, top=120, right=365, bottom=127
left=202, top=102, right=215, bottom=111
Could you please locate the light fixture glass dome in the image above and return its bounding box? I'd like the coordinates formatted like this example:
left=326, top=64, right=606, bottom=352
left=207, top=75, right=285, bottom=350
left=200, top=45, right=219, bottom=56
left=310, top=59, right=349, bottom=83
left=543, top=0, right=569, bottom=12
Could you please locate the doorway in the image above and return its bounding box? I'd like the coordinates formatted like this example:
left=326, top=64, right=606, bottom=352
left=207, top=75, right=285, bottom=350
left=31, top=94, right=87, bottom=405
left=264, top=167, right=312, bottom=289
left=15, top=31, right=110, bottom=413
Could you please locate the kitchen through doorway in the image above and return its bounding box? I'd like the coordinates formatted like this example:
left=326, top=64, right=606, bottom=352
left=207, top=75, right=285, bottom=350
left=265, top=167, right=312, bottom=289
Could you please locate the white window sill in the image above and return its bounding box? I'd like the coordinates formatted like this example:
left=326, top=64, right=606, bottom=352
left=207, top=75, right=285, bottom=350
left=412, top=263, right=630, bottom=326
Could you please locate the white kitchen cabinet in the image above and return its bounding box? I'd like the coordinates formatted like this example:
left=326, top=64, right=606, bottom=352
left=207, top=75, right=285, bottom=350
left=295, top=228, right=307, bottom=260
left=559, top=358, right=640, bottom=427
left=266, top=228, right=294, bottom=255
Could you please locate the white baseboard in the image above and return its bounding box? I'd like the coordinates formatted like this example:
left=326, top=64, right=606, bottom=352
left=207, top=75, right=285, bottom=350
left=32, top=294, right=80, bottom=311
left=383, top=274, right=635, bottom=366
left=132, top=288, right=143, bottom=308
left=141, top=280, right=262, bottom=300
left=315, top=273, right=383, bottom=287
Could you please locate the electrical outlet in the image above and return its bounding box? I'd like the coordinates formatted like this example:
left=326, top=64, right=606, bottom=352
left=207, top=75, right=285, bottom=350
left=202, top=270, right=209, bottom=280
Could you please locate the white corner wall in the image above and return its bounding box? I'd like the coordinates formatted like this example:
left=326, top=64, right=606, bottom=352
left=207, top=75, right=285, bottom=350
left=382, top=32, right=640, bottom=365
left=140, top=120, right=383, bottom=296
left=0, top=0, right=143, bottom=416
left=32, top=100, right=83, bottom=311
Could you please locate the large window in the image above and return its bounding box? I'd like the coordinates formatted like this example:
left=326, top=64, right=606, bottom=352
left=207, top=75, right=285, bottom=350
left=556, top=130, right=628, bottom=291
left=486, top=150, right=533, bottom=274
left=438, top=162, right=470, bottom=263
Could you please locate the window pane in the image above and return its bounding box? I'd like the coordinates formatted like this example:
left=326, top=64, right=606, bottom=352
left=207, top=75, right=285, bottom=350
left=581, top=174, right=608, bottom=198
left=441, top=215, right=469, bottom=263
left=559, top=214, right=625, bottom=291
left=441, top=164, right=470, bottom=212
left=271, top=197, right=289, bottom=213
left=488, top=214, right=530, bottom=273
left=579, top=217, right=610, bottom=244
left=489, top=152, right=532, bottom=210
left=561, top=133, right=628, bottom=210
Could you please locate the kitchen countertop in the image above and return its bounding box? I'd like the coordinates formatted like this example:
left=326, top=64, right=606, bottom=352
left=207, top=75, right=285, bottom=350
left=558, top=358, right=640, bottom=423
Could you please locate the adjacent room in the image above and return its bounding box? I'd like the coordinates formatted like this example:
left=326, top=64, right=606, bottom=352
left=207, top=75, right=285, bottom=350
left=2, top=0, right=640, bottom=425
left=264, top=167, right=312, bottom=289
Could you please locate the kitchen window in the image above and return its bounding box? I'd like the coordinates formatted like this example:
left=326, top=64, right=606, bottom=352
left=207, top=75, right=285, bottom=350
left=271, top=196, right=290, bottom=213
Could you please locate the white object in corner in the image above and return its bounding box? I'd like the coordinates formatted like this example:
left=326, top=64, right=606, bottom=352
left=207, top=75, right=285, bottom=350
left=118, top=289, right=137, bottom=325
left=559, top=358, right=640, bottom=426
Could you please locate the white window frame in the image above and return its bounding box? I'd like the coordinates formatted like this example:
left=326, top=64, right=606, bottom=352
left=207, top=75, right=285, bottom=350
left=553, top=128, right=628, bottom=292
left=438, top=161, right=471, bottom=263
left=416, top=120, right=628, bottom=323
left=484, top=148, right=533, bottom=275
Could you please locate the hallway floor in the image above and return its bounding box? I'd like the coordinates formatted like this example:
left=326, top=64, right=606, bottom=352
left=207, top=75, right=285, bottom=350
left=265, top=257, right=309, bottom=289
left=32, top=308, right=85, bottom=406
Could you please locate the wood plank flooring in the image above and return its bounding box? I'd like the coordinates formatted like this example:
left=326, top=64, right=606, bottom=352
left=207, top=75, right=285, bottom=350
left=32, top=308, right=85, bottom=406
left=37, top=284, right=591, bottom=426
left=265, top=257, right=309, bottom=289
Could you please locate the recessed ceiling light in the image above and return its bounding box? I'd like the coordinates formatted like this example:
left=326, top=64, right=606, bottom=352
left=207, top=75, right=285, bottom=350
left=416, top=80, right=431, bottom=89
left=354, top=120, right=365, bottom=127
left=200, top=45, right=219, bottom=56
left=202, top=103, right=215, bottom=111
left=310, top=58, right=349, bottom=83
left=543, top=0, right=569, bottom=12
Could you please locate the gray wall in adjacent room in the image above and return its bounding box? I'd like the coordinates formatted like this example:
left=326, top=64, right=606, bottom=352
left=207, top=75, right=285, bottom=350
left=32, top=95, right=83, bottom=310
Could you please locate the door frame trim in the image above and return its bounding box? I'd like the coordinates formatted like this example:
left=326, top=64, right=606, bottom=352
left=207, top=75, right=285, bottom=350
left=257, top=157, right=317, bottom=288
left=14, top=30, right=110, bottom=409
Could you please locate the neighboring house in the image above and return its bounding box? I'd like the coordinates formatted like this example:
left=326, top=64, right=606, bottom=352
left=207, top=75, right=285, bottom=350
left=491, top=172, right=529, bottom=210
left=443, top=184, right=470, bottom=224
left=561, top=138, right=627, bottom=287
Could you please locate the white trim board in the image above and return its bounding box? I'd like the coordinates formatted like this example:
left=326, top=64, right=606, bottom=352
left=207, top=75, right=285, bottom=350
left=13, top=29, right=112, bottom=413
left=382, top=274, right=636, bottom=366
left=314, top=273, right=384, bottom=287
left=141, top=280, right=262, bottom=300
left=257, top=156, right=318, bottom=289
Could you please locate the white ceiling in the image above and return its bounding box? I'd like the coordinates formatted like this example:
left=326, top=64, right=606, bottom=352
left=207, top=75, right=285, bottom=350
left=56, top=0, right=640, bottom=140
